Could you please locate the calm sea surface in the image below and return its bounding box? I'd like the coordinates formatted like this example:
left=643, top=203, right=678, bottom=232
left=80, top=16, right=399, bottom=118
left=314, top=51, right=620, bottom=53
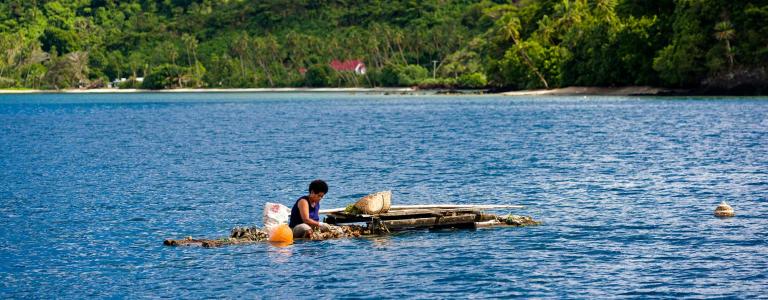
left=1, top=93, right=766, bottom=298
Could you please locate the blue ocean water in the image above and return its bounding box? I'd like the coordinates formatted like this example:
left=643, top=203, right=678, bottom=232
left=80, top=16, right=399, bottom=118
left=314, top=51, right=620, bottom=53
left=1, top=93, right=766, bottom=298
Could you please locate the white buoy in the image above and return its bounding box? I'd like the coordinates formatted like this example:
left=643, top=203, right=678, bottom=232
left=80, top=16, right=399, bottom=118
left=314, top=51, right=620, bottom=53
left=714, top=201, right=735, bottom=217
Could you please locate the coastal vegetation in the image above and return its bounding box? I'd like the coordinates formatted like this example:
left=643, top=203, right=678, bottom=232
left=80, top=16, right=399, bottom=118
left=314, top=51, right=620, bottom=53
left=0, top=0, right=766, bottom=93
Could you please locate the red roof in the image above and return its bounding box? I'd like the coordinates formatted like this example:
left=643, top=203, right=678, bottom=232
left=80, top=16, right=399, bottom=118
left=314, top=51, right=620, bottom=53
left=329, top=60, right=365, bottom=71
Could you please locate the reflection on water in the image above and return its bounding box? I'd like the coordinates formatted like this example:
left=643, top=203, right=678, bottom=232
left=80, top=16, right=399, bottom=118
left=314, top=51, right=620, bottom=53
left=368, top=236, right=393, bottom=248
left=267, top=243, right=294, bottom=263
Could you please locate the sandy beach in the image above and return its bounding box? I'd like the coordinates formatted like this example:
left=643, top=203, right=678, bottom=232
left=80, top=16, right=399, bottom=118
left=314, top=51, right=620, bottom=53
left=501, top=86, right=677, bottom=96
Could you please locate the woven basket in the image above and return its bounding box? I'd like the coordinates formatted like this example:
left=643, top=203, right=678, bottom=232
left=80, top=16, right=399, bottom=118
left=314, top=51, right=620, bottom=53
left=354, top=191, right=392, bottom=215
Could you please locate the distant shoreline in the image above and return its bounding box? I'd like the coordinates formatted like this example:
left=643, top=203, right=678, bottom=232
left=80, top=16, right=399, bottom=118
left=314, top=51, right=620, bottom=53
left=0, top=86, right=757, bottom=96
left=501, top=86, right=680, bottom=96
left=0, top=87, right=417, bottom=94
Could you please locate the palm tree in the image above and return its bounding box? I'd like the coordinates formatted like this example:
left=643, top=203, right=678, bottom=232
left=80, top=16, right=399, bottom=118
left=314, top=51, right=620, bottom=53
left=714, top=21, right=736, bottom=72
left=503, top=16, right=549, bottom=89
left=181, top=34, right=201, bottom=86
left=233, top=32, right=249, bottom=79
left=67, top=51, right=89, bottom=87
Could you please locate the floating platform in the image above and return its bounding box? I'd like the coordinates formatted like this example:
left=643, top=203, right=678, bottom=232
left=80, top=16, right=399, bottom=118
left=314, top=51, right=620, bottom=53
left=164, top=206, right=539, bottom=247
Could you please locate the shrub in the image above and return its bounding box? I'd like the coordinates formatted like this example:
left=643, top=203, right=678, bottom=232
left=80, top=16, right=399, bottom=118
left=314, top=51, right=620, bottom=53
left=304, top=64, right=335, bottom=87
left=457, top=73, right=488, bottom=88
left=0, top=77, right=17, bottom=88
left=118, top=78, right=141, bottom=89
left=377, top=65, right=400, bottom=87
left=397, top=64, right=428, bottom=86
left=142, top=64, right=188, bottom=89
left=375, top=64, right=430, bottom=87
left=416, top=77, right=457, bottom=89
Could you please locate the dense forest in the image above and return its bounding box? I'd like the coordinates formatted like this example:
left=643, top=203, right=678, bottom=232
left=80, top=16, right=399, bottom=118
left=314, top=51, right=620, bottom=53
left=1, top=0, right=767, bottom=92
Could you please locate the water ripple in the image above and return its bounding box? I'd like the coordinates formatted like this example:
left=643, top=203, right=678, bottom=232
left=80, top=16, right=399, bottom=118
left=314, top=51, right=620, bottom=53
left=1, top=94, right=767, bottom=298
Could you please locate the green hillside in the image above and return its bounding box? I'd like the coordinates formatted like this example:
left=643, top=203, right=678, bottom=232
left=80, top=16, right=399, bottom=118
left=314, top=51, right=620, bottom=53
left=1, top=0, right=766, bottom=92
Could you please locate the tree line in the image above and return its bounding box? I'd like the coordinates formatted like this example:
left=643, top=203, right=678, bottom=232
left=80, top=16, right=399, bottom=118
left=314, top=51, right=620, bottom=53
left=0, top=0, right=766, bottom=92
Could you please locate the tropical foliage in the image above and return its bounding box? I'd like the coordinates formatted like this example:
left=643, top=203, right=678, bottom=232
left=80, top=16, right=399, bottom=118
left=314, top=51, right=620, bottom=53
left=0, top=0, right=766, bottom=90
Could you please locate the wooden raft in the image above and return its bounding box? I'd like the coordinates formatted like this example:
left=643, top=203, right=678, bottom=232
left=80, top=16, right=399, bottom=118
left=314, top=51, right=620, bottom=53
left=324, top=207, right=508, bottom=233
left=163, top=204, right=538, bottom=247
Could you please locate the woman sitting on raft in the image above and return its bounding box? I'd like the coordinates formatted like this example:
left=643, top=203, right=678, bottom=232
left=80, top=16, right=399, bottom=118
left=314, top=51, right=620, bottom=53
left=289, top=179, right=336, bottom=238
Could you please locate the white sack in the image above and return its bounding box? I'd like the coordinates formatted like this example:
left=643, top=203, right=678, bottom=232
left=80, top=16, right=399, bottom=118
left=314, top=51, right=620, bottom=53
left=263, top=202, right=291, bottom=232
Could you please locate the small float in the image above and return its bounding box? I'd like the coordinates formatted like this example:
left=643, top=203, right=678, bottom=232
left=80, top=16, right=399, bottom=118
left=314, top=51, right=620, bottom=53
left=164, top=191, right=540, bottom=248
left=714, top=201, right=735, bottom=217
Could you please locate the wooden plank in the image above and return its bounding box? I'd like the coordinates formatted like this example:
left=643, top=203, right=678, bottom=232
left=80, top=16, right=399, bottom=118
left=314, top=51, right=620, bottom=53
left=388, top=204, right=524, bottom=210
left=327, top=208, right=463, bottom=218
left=347, top=208, right=481, bottom=217
left=381, top=214, right=477, bottom=230
left=437, top=214, right=477, bottom=225
left=379, top=208, right=441, bottom=216
left=325, top=208, right=485, bottom=225
left=319, top=204, right=524, bottom=214
left=324, top=213, right=370, bottom=224
left=379, top=208, right=482, bottom=217
left=477, top=213, right=498, bottom=222
left=324, top=211, right=439, bottom=224
left=381, top=217, right=437, bottom=229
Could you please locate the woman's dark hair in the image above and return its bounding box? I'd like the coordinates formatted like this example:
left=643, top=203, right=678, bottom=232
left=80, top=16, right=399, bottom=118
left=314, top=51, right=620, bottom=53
left=308, top=179, right=328, bottom=194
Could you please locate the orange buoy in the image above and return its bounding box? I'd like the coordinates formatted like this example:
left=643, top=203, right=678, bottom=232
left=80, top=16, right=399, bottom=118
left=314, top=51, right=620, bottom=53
left=268, top=224, right=294, bottom=244
left=714, top=201, right=735, bottom=218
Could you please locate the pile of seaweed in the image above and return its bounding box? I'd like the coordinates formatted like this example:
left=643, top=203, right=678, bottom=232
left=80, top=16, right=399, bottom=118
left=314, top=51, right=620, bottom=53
left=163, top=224, right=370, bottom=248
left=502, top=215, right=540, bottom=226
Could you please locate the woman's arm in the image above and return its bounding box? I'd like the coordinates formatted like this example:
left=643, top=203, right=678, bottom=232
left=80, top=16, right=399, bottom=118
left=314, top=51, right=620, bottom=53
left=297, top=198, right=321, bottom=227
